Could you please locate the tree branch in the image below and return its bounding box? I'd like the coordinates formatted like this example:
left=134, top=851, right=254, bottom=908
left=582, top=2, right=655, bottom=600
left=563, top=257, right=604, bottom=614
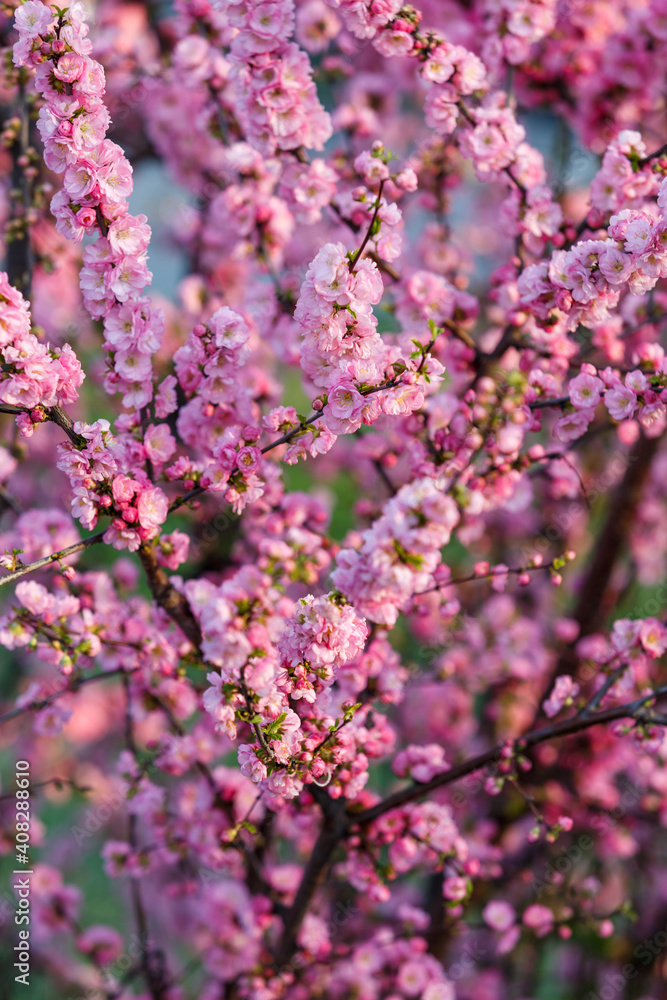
left=532, top=430, right=662, bottom=724
left=269, top=685, right=667, bottom=969
left=137, top=541, right=201, bottom=648
left=350, top=687, right=667, bottom=827
left=0, top=529, right=106, bottom=589
left=0, top=402, right=86, bottom=446
left=0, top=666, right=133, bottom=727
left=6, top=80, right=33, bottom=298
left=273, top=794, right=348, bottom=967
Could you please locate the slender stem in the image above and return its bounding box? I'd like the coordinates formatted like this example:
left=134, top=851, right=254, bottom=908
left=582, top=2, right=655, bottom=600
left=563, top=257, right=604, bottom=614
left=123, top=675, right=168, bottom=1000
left=529, top=395, right=570, bottom=410
left=416, top=559, right=557, bottom=596
left=350, top=686, right=667, bottom=827
left=638, top=142, right=667, bottom=167
left=577, top=662, right=626, bottom=717
left=349, top=179, right=385, bottom=273
left=260, top=378, right=400, bottom=456
left=0, top=666, right=133, bottom=727
left=0, top=529, right=106, bottom=589
left=0, top=776, right=91, bottom=800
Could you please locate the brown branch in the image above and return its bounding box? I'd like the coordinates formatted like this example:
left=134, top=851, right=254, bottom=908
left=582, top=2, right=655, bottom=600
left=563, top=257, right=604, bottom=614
left=570, top=431, right=661, bottom=636
left=441, top=318, right=476, bottom=352
left=48, top=404, right=86, bottom=446
left=532, top=430, right=662, bottom=725
left=529, top=395, right=570, bottom=410
left=638, top=142, right=667, bottom=168
left=0, top=402, right=85, bottom=446
left=349, top=685, right=667, bottom=827
left=0, top=666, right=133, bottom=727
left=349, top=180, right=385, bottom=273
left=577, top=661, right=625, bottom=718
left=6, top=80, right=33, bottom=298
left=123, top=675, right=169, bottom=1000
left=137, top=541, right=201, bottom=648
left=271, top=684, right=667, bottom=969
left=274, top=794, right=348, bottom=967
left=0, top=529, right=106, bottom=589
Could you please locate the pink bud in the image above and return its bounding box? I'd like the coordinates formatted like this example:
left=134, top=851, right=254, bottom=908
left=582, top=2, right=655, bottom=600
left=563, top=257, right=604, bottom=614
left=77, top=207, right=96, bottom=227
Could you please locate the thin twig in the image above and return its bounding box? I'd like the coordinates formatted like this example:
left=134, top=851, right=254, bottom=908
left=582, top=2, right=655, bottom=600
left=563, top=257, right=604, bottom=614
left=350, top=685, right=667, bottom=827
left=0, top=530, right=106, bottom=589
left=0, top=666, right=134, bottom=727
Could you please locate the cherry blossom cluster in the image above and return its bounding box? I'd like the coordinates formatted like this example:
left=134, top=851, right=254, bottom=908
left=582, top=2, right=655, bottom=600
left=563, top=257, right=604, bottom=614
left=482, top=0, right=557, bottom=69
left=13, top=0, right=163, bottom=409
left=519, top=197, right=667, bottom=340
left=0, top=270, right=83, bottom=422
left=56, top=417, right=170, bottom=549
left=197, top=575, right=379, bottom=799
left=343, top=798, right=468, bottom=903
left=5, top=0, right=667, bottom=997
left=333, top=477, right=461, bottom=625
left=217, top=0, right=332, bottom=154
left=295, top=239, right=444, bottom=447
left=171, top=306, right=268, bottom=509
left=560, top=352, right=667, bottom=443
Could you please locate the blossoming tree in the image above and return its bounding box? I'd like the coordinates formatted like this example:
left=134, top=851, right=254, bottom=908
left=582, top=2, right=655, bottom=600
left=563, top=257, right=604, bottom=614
left=2, top=0, right=667, bottom=997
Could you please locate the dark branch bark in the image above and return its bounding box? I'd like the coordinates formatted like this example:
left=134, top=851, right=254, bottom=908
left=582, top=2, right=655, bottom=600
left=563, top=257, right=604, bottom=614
left=271, top=686, right=667, bottom=969
left=123, top=675, right=169, bottom=1000
left=273, top=795, right=348, bottom=967
left=138, top=542, right=202, bottom=648
left=0, top=529, right=106, bottom=589
left=350, top=686, right=667, bottom=827
left=568, top=431, right=660, bottom=638
left=6, top=81, right=33, bottom=298
left=532, top=431, right=662, bottom=725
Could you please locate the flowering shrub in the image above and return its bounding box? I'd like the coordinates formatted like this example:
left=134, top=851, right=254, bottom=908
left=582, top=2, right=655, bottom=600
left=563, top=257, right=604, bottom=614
left=3, top=0, right=667, bottom=997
